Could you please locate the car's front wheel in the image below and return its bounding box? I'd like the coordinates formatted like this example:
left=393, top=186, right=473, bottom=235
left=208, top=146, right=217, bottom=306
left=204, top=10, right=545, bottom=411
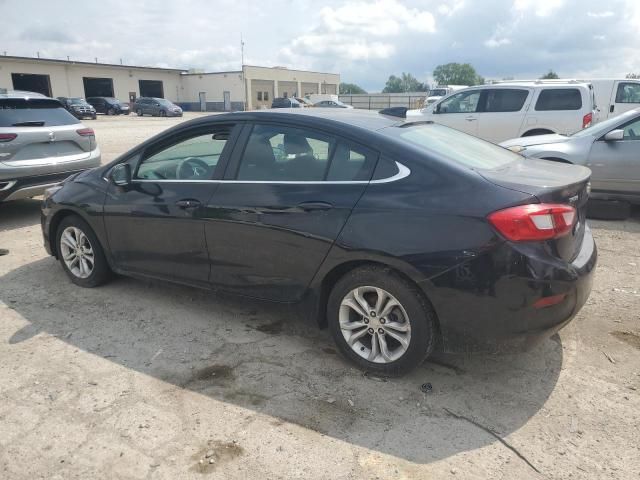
left=328, top=265, right=436, bottom=376
left=56, top=215, right=112, bottom=288
left=136, top=109, right=143, bottom=116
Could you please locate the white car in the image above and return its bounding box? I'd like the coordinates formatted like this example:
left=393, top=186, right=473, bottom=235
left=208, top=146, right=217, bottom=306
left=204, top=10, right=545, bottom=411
left=424, top=85, right=467, bottom=105
left=589, top=79, right=640, bottom=121
left=407, top=82, right=596, bottom=143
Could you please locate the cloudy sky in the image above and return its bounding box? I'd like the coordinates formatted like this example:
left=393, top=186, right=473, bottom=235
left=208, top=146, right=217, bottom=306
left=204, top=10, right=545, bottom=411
left=1, top=0, right=638, bottom=91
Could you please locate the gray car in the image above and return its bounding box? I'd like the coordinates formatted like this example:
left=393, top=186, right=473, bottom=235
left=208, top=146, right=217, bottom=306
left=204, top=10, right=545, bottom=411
left=501, top=108, right=640, bottom=211
left=133, top=97, right=182, bottom=117
left=0, top=90, right=101, bottom=202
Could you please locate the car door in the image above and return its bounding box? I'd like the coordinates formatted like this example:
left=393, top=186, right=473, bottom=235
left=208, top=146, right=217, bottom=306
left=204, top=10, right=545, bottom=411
left=432, top=89, right=481, bottom=137
left=611, top=81, right=640, bottom=117
left=202, top=122, right=378, bottom=301
left=587, top=116, right=640, bottom=195
left=476, top=88, right=530, bottom=143
left=103, top=123, right=240, bottom=284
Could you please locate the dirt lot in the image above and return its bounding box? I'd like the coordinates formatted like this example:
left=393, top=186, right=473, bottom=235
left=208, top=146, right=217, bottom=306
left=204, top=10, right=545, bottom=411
left=1, top=113, right=639, bottom=479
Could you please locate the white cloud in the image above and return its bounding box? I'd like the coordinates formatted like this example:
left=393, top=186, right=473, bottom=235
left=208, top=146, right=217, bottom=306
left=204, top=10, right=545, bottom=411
left=587, top=11, right=615, bottom=18
left=484, top=37, right=511, bottom=48
left=438, top=0, right=465, bottom=17
left=513, top=0, right=564, bottom=17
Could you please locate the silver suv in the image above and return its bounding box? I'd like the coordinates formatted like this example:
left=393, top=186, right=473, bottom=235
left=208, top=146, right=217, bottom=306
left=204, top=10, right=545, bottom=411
left=0, top=90, right=100, bottom=202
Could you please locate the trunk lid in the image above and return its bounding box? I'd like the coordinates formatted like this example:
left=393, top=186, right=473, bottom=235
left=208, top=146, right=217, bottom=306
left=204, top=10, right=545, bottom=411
left=479, top=158, right=591, bottom=262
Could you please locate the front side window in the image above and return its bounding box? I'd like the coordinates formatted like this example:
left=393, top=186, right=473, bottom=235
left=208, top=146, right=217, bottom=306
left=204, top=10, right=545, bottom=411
left=615, top=83, right=640, bottom=104
left=437, top=90, right=480, bottom=113
left=622, top=118, right=640, bottom=140
left=136, top=129, right=230, bottom=180
left=484, top=89, right=529, bottom=112
left=535, top=89, right=582, bottom=111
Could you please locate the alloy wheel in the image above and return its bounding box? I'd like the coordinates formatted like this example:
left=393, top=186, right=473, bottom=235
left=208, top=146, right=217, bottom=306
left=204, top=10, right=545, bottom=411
left=339, top=286, right=411, bottom=363
left=59, top=226, right=95, bottom=279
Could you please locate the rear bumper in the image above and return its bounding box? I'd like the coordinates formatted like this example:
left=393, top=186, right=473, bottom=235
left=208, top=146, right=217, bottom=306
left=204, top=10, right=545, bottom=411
left=426, top=227, right=597, bottom=353
left=0, top=169, right=87, bottom=202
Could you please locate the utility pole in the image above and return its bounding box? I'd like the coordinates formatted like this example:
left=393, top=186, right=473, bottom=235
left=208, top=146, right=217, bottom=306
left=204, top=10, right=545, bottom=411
left=241, top=33, right=247, bottom=111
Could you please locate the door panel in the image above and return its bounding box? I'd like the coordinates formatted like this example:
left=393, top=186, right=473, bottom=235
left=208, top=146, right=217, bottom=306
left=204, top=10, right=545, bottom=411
left=203, top=123, right=377, bottom=301
left=476, top=88, right=530, bottom=142
left=433, top=90, right=481, bottom=137
left=587, top=119, right=640, bottom=194
left=103, top=125, right=238, bottom=284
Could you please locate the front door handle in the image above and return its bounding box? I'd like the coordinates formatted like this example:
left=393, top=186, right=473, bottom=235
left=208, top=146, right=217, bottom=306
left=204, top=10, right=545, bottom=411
left=610, top=105, right=615, bottom=113
left=297, top=201, right=333, bottom=211
left=465, top=116, right=477, bottom=122
left=176, top=199, right=201, bottom=209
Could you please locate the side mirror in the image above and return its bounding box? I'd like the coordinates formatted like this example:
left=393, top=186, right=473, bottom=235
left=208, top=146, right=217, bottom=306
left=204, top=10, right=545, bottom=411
left=111, top=163, right=131, bottom=186
left=603, top=129, right=624, bottom=141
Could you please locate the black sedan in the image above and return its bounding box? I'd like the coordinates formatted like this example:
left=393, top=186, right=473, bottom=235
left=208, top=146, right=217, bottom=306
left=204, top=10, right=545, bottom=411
left=41, top=109, right=596, bottom=375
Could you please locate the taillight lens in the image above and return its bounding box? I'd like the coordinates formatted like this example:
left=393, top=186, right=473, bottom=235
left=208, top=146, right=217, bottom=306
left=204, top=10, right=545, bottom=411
left=76, top=128, right=94, bottom=137
left=582, top=112, right=593, bottom=129
left=488, top=203, right=576, bottom=242
left=0, top=133, right=17, bottom=142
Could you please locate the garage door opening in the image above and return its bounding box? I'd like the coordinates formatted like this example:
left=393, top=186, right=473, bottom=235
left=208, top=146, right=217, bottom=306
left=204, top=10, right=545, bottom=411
left=83, top=77, right=114, bottom=98
left=11, top=73, right=52, bottom=97
left=139, top=80, right=164, bottom=98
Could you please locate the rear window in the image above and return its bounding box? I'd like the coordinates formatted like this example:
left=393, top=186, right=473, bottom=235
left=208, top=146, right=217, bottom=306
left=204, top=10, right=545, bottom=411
left=388, top=123, right=519, bottom=170
left=535, top=89, right=582, bottom=111
left=484, top=89, right=529, bottom=112
left=0, top=99, right=80, bottom=127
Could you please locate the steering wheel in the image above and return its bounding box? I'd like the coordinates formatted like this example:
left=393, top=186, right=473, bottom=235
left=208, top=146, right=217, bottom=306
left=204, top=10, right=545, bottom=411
left=176, top=157, right=210, bottom=180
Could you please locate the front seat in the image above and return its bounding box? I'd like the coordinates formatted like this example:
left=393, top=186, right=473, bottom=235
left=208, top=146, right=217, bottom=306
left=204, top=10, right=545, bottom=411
left=237, top=136, right=276, bottom=180
left=283, top=134, right=323, bottom=180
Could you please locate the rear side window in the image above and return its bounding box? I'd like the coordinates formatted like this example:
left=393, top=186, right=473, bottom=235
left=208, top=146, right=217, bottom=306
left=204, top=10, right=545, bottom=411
left=326, top=142, right=377, bottom=181
left=615, top=82, right=640, bottom=104
left=0, top=99, right=80, bottom=127
left=484, top=89, right=529, bottom=112
left=535, top=89, right=582, bottom=111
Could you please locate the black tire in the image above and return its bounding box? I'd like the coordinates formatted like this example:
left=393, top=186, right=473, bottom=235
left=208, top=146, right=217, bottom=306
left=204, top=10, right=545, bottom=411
left=522, top=129, right=554, bottom=137
left=107, top=108, right=115, bottom=115
left=159, top=110, right=166, bottom=117
left=587, top=199, right=631, bottom=220
left=136, top=109, right=143, bottom=116
left=327, top=265, right=436, bottom=376
left=56, top=215, right=112, bottom=288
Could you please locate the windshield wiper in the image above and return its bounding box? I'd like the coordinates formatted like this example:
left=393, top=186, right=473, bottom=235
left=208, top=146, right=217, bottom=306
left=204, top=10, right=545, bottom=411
left=12, top=121, right=45, bottom=127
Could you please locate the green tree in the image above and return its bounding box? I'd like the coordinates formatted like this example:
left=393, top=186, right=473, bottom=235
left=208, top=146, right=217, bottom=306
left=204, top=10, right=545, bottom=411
left=432, top=63, right=482, bottom=86
left=382, top=73, right=428, bottom=93
left=626, top=73, right=640, bottom=79
left=339, top=82, right=367, bottom=94
left=540, top=70, right=559, bottom=79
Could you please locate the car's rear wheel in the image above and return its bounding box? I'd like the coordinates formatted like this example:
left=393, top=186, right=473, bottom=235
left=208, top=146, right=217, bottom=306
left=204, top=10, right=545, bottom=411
left=56, top=215, right=112, bottom=288
left=136, top=109, right=143, bottom=116
left=327, top=265, right=436, bottom=376
left=107, top=108, right=115, bottom=115
left=160, top=110, right=166, bottom=117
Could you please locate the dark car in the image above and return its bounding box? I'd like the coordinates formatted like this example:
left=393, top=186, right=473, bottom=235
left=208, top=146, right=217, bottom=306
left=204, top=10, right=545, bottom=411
left=133, top=97, right=182, bottom=117
left=86, top=97, right=130, bottom=116
left=271, top=97, right=301, bottom=108
left=57, top=97, right=97, bottom=120
left=41, top=109, right=596, bottom=375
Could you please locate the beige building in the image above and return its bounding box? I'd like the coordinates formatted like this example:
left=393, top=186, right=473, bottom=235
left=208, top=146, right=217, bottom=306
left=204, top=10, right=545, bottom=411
left=0, top=55, right=339, bottom=111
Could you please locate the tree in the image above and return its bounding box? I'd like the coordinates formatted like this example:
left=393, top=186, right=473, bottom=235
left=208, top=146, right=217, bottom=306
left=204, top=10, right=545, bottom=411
left=540, top=70, right=559, bottom=79
left=339, top=82, right=367, bottom=94
left=382, top=73, right=428, bottom=93
left=432, top=63, right=482, bottom=86
left=626, top=73, right=640, bottom=79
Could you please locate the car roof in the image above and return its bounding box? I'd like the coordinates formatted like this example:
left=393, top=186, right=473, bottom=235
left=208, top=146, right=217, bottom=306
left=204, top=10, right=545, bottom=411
left=209, top=108, right=405, bottom=132
left=0, top=90, right=50, bottom=99
left=477, top=82, right=591, bottom=89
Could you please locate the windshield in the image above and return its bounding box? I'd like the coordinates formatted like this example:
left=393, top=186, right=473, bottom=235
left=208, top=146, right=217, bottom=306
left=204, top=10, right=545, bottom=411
left=68, top=98, right=88, bottom=105
left=157, top=99, right=173, bottom=106
left=429, top=89, right=447, bottom=97
left=571, top=110, right=639, bottom=137
left=385, top=122, right=520, bottom=170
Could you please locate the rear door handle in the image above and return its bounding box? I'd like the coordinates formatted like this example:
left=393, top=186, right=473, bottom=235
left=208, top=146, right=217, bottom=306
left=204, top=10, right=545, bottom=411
left=297, top=201, right=333, bottom=211
left=610, top=105, right=615, bottom=113
left=175, top=199, right=201, bottom=209
left=465, top=116, right=477, bottom=122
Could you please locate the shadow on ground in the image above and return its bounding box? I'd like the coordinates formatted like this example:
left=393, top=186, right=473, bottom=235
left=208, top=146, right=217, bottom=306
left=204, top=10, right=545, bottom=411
left=2, top=258, right=563, bottom=466
left=0, top=199, right=42, bottom=233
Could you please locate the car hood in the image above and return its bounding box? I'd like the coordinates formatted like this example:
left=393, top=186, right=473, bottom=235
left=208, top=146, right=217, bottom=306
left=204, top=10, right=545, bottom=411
left=500, top=133, right=570, bottom=148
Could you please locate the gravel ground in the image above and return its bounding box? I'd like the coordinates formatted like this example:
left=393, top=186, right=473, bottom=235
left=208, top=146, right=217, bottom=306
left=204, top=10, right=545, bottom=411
left=0, top=113, right=639, bottom=479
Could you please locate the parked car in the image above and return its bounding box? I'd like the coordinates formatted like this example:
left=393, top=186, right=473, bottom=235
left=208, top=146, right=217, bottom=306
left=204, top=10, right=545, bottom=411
left=57, top=97, right=97, bottom=120
left=271, top=97, right=301, bottom=108
left=86, top=97, right=130, bottom=115
left=588, top=79, right=640, bottom=121
left=41, top=109, right=596, bottom=375
left=0, top=90, right=100, bottom=202
left=501, top=107, right=640, bottom=218
left=407, top=81, right=596, bottom=143
left=425, top=85, right=468, bottom=105
left=314, top=99, right=354, bottom=109
left=295, top=97, right=315, bottom=108
left=133, top=97, right=182, bottom=117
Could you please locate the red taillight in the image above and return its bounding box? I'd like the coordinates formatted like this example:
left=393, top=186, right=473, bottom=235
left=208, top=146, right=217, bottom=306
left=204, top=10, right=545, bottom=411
left=0, top=133, right=17, bottom=142
left=76, top=128, right=94, bottom=137
left=533, top=293, right=567, bottom=309
left=582, top=112, right=593, bottom=129
left=488, top=203, right=576, bottom=242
